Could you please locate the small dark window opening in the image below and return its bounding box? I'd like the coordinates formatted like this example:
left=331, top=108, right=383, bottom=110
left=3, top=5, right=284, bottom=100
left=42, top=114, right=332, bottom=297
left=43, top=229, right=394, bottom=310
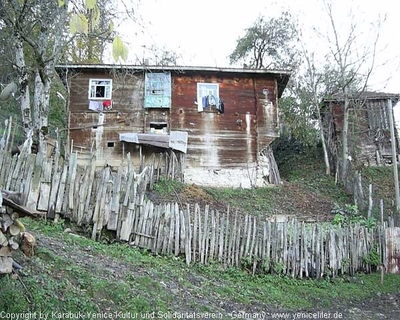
left=150, top=122, right=168, bottom=134
left=107, top=141, right=115, bottom=147
left=96, top=86, right=105, bottom=97
left=92, top=126, right=98, bottom=129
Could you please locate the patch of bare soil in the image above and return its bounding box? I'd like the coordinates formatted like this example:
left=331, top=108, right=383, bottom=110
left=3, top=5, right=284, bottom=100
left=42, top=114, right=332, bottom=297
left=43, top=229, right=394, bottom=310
left=276, top=181, right=336, bottom=221
left=337, top=292, right=400, bottom=320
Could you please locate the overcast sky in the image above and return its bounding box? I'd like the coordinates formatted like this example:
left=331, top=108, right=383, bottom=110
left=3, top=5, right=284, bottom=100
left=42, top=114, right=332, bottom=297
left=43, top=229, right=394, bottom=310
left=115, top=0, right=400, bottom=94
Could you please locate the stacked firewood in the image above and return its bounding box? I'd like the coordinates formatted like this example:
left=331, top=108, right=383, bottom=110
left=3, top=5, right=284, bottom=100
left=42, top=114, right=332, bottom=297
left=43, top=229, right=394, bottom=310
left=0, top=190, right=37, bottom=276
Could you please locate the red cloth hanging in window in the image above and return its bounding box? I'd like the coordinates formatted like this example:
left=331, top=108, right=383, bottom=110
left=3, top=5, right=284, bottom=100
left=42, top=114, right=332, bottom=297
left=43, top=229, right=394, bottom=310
left=103, top=100, right=112, bottom=110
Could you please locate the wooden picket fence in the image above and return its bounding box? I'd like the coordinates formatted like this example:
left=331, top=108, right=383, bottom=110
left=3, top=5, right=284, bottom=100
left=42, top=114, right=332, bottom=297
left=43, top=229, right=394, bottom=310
left=0, top=125, right=399, bottom=278
left=0, top=133, right=183, bottom=242
left=127, top=200, right=397, bottom=278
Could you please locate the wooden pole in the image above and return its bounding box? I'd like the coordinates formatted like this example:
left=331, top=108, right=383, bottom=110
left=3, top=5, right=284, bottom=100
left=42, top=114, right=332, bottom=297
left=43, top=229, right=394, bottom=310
left=367, top=184, right=373, bottom=219
left=387, top=99, right=400, bottom=212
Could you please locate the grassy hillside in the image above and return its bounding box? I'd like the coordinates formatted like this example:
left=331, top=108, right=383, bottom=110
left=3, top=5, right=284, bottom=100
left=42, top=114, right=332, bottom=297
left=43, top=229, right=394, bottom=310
left=1, top=145, right=400, bottom=317
left=148, top=145, right=351, bottom=222
left=1, top=217, right=399, bottom=317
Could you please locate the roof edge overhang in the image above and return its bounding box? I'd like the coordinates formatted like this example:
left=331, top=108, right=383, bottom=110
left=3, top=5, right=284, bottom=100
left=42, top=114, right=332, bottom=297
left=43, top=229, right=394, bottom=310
left=323, top=92, right=400, bottom=104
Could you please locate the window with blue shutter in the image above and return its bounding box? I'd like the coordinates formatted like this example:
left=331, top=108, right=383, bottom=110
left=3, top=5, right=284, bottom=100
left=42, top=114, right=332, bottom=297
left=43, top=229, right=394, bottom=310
left=144, top=72, right=171, bottom=108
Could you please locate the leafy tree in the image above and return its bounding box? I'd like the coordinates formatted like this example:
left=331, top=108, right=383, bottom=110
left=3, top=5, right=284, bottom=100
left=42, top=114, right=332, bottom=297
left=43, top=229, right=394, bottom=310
left=228, top=11, right=302, bottom=145
left=0, top=0, right=130, bottom=155
left=65, top=0, right=118, bottom=63
left=229, top=12, right=300, bottom=70
left=0, top=0, right=66, bottom=153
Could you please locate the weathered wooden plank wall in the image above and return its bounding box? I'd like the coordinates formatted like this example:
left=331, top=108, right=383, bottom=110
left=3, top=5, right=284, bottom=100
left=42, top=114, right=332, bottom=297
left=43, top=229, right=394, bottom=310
left=0, top=133, right=399, bottom=278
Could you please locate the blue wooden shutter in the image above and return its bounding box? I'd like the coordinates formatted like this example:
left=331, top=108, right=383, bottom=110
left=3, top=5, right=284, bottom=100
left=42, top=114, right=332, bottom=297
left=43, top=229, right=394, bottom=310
left=144, top=72, right=171, bottom=108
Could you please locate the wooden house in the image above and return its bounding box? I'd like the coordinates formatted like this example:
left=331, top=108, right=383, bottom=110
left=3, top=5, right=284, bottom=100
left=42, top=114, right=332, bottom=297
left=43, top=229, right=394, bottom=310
left=56, top=65, right=290, bottom=188
left=322, top=91, right=400, bottom=167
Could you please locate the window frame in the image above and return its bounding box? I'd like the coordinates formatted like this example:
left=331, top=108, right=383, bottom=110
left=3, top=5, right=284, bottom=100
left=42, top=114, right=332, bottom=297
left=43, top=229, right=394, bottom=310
left=197, top=82, right=220, bottom=112
left=144, top=72, right=172, bottom=108
left=88, top=78, right=113, bottom=100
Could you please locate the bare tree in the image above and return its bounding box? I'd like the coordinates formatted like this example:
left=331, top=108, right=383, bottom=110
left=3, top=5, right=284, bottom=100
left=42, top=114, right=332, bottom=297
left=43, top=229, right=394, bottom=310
left=136, top=44, right=181, bottom=66
left=290, top=49, right=337, bottom=175
left=322, top=0, right=382, bottom=184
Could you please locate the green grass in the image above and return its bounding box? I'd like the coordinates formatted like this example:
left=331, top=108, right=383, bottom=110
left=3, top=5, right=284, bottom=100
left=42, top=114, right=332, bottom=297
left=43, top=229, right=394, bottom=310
left=277, top=147, right=349, bottom=203
left=205, top=186, right=280, bottom=215
left=1, top=217, right=399, bottom=315
left=153, top=177, right=184, bottom=195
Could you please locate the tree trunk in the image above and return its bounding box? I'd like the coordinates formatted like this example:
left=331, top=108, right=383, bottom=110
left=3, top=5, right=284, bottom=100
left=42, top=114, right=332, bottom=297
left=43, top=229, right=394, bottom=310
left=341, top=89, right=350, bottom=184
left=14, top=34, right=32, bottom=140
left=33, top=70, right=52, bottom=156
left=318, top=117, right=330, bottom=175
left=352, top=170, right=365, bottom=210
left=9, top=0, right=69, bottom=155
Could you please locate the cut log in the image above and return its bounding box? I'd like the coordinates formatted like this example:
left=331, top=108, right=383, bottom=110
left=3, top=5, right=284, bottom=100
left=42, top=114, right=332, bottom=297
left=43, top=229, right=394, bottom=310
left=9, top=224, right=20, bottom=236
left=8, top=237, right=19, bottom=250
left=1, top=214, right=14, bottom=230
left=11, top=212, right=19, bottom=220
left=0, top=256, right=13, bottom=274
left=0, top=246, right=12, bottom=257
left=0, top=190, right=37, bottom=275
left=0, top=231, right=8, bottom=246
left=21, top=232, right=36, bottom=257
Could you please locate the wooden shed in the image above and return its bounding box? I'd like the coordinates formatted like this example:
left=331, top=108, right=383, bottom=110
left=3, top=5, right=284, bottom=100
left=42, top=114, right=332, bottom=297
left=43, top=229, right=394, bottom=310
left=322, top=91, right=400, bottom=167
left=56, top=65, right=290, bottom=188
